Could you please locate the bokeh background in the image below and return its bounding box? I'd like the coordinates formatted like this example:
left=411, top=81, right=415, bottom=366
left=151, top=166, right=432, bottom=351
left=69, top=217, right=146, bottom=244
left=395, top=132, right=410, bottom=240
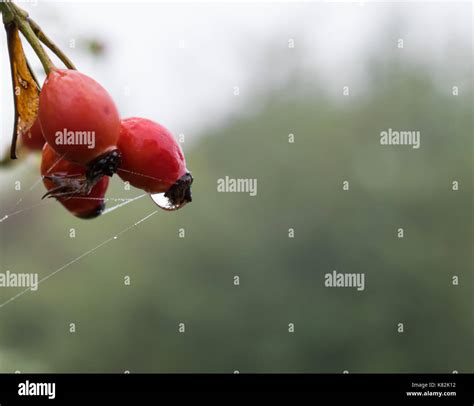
left=0, top=0, right=472, bottom=372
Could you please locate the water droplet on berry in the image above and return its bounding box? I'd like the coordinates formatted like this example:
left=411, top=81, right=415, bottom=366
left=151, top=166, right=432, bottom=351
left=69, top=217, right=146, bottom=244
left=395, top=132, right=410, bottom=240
left=150, top=193, right=185, bottom=211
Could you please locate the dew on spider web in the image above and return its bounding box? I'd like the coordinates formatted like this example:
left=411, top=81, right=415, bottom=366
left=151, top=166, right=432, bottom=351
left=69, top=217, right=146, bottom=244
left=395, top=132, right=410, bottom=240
left=150, top=193, right=186, bottom=211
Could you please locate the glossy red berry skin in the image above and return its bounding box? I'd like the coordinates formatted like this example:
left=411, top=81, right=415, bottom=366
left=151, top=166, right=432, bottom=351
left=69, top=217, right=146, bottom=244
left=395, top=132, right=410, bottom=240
left=22, top=118, right=45, bottom=151
left=41, top=144, right=109, bottom=219
left=117, top=117, right=187, bottom=194
left=39, top=68, right=120, bottom=166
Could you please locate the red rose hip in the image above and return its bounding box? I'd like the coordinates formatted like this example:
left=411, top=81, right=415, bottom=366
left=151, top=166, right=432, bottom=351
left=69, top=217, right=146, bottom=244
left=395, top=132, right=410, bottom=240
left=39, top=69, right=121, bottom=177
left=41, top=144, right=109, bottom=219
left=118, top=117, right=193, bottom=208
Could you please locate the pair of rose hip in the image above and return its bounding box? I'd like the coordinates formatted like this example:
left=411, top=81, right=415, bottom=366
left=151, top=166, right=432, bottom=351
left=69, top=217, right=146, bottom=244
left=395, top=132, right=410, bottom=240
left=24, top=68, right=193, bottom=219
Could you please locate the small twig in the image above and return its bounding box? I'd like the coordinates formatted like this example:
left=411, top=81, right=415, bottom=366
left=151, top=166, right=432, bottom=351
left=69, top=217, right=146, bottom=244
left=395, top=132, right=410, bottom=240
left=4, top=20, right=22, bottom=159
left=4, top=2, right=55, bottom=74
left=28, top=17, right=76, bottom=70
left=0, top=2, right=14, bottom=24
left=1, top=2, right=76, bottom=71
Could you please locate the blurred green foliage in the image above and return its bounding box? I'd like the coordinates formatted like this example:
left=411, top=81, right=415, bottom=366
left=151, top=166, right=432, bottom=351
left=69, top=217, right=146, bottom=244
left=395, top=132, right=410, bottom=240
left=0, top=60, right=472, bottom=373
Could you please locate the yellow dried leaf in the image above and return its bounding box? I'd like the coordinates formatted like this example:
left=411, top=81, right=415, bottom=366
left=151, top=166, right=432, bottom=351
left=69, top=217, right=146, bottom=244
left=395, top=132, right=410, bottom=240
left=5, top=22, right=40, bottom=158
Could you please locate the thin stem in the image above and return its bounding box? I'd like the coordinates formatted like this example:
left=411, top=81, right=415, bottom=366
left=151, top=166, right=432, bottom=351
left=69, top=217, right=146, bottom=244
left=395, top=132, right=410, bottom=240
left=28, top=17, right=76, bottom=70
left=4, top=20, right=21, bottom=159
left=0, top=2, right=14, bottom=24
left=6, top=2, right=55, bottom=74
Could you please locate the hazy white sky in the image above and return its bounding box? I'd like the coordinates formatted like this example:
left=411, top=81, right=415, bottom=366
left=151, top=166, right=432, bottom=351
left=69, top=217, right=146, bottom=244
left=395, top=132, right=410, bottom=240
left=0, top=0, right=471, bottom=158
